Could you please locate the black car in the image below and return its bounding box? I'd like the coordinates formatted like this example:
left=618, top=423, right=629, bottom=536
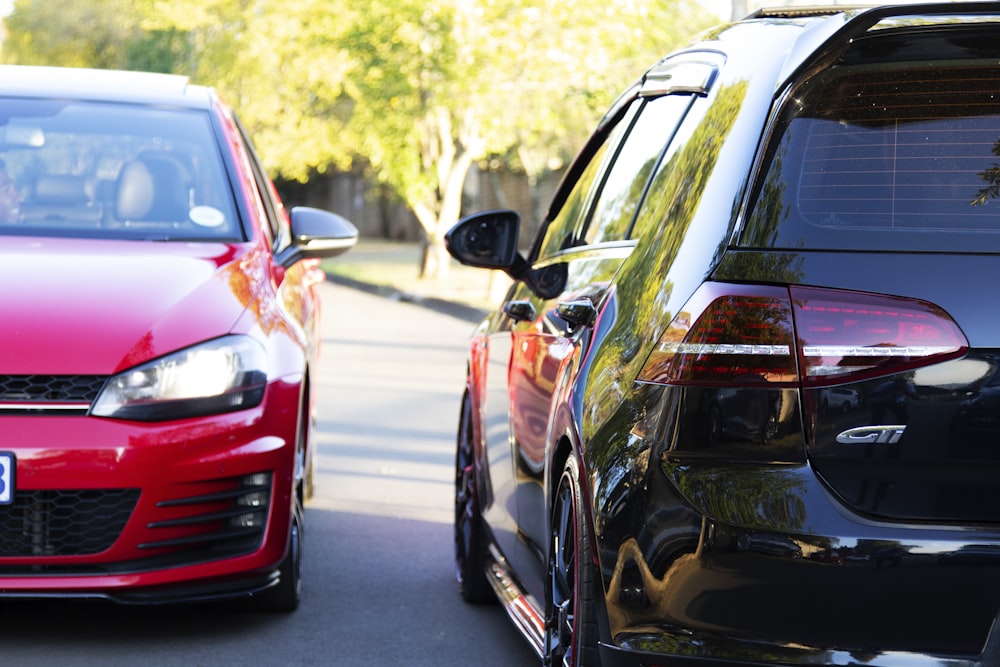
left=446, top=4, right=1000, bottom=665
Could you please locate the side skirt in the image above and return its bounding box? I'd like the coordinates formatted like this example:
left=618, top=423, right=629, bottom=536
left=485, top=544, right=545, bottom=659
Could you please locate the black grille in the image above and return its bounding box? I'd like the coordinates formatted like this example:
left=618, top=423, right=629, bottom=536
left=0, top=489, right=139, bottom=556
left=0, top=475, right=270, bottom=575
left=0, top=375, right=106, bottom=403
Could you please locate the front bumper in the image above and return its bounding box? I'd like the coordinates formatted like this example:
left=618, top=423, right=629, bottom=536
left=0, top=387, right=298, bottom=601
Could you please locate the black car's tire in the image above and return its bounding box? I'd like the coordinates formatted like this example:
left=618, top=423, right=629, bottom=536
left=454, top=393, right=495, bottom=604
left=255, top=502, right=303, bottom=613
left=545, top=454, right=599, bottom=667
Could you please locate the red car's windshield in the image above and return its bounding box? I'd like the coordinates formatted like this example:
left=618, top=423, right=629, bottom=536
left=0, top=99, right=242, bottom=242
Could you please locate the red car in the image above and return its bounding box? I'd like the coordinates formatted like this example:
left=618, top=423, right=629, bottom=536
left=0, top=66, right=356, bottom=610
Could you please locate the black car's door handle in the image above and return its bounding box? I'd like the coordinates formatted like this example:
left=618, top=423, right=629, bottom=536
left=503, top=300, right=537, bottom=323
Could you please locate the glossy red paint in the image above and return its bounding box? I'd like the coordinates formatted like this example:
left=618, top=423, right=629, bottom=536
left=0, top=364, right=302, bottom=602
left=0, top=238, right=255, bottom=374
left=0, top=66, right=357, bottom=608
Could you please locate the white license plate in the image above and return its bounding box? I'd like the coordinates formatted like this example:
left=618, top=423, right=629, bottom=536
left=0, top=452, right=13, bottom=505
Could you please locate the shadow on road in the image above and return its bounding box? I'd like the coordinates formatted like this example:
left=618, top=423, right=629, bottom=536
left=0, top=509, right=537, bottom=667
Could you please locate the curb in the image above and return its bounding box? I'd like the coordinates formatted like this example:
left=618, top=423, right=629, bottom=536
left=326, top=275, right=490, bottom=324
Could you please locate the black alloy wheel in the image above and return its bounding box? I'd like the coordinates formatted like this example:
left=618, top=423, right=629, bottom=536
left=454, top=393, right=494, bottom=603
left=545, top=454, right=599, bottom=667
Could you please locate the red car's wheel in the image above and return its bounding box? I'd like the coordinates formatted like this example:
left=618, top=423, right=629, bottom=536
left=256, top=418, right=306, bottom=614
left=454, top=393, right=494, bottom=604
left=545, top=454, right=599, bottom=667
left=255, top=500, right=302, bottom=613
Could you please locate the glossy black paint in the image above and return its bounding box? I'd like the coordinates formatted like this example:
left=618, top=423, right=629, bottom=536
left=448, top=5, right=1000, bottom=666
left=592, top=376, right=1000, bottom=659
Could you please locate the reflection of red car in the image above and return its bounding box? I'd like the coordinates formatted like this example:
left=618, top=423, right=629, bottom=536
left=0, top=66, right=357, bottom=610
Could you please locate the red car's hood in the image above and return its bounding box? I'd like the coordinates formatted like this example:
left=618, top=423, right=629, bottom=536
left=1, top=237, right=262, bottom=375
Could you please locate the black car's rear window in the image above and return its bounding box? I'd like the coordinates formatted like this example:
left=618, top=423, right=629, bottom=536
left=742, top=38, right=1000, bottom=252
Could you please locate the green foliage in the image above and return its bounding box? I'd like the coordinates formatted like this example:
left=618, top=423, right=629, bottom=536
left=2, top=0, right=718, bottom=273
left=336, top=0, right=461, bottom=210
left=4, top=0, right=144, bottom=69
left=121, top=28, right=191, bottom=74
left=972, top=140, right=1000, bottom=207
left=147, top=0, right=357, bottom=180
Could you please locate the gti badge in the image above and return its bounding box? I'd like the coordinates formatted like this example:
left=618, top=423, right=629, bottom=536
left=836, top=425, right=907, bottom=445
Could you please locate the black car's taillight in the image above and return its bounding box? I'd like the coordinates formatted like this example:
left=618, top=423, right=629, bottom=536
left=637, top=283, right=968, bottom=388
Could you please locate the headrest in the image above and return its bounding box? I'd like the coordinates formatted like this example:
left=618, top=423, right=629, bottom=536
left=115, top=161, right=155, bottom=220
left=32, top=175, right=89, bottom=206
left=115, top=155, right=189, bottom=222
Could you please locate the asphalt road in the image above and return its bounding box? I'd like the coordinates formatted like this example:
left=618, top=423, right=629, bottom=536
left=0, top=280, right=538, bottom=667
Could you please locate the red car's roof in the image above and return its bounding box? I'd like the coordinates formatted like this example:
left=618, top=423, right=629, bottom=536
left=0, top=65, right=215, bottom=108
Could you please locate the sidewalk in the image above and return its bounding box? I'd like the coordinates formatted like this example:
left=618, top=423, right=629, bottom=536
left=321, top=239, right=511, bottom=323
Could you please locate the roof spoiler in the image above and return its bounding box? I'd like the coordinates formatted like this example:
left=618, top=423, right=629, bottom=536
left=774, top=2, right=1000, bottom=91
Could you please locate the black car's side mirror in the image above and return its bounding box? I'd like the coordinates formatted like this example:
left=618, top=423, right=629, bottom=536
left=445, top=210, right=527, bottom=278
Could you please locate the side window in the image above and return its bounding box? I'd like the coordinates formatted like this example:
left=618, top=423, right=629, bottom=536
left=585, top=94, right=696, bottom=245
left=533, top=100, right=641, bottom=262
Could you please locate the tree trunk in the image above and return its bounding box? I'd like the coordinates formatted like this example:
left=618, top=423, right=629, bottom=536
left=411, top=108, right=485, bottom=282
left=420, top=238, right=452, bottom=281
left=414, top=151, right=478, bottom=281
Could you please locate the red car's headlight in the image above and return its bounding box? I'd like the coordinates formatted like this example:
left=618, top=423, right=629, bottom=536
left=91, top=335, right=268, bottom=421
